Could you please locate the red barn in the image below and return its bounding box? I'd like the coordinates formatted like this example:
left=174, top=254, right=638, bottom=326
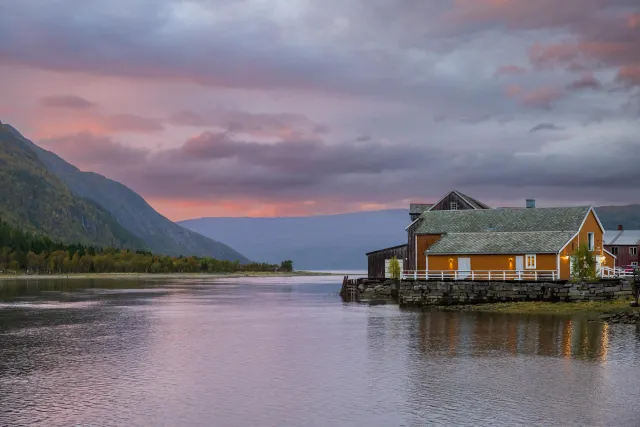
left=604, top=225, right=640, bottom=268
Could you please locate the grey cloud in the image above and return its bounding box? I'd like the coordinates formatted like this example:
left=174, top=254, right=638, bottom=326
left=41, top=95, right=96, bottom=109
left=529, top=123, right=564, bottom=132
left=566, top=74, right=602, bottom=91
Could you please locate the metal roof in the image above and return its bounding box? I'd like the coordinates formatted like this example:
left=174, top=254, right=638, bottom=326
left=409, top=203, right=433, bottom=214
left=415, top=206, right=591, bottom=234
left=604, top=230, right=640, bottom=245
left=426, top=231, right=576, bottom=255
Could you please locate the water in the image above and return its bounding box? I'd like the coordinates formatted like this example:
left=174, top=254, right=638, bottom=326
left=1, top=276, right=640, bottom=427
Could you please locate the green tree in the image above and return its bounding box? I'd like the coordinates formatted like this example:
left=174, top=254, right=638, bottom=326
left=388, top=256, right=401, bottom=280
left=571, top=243, right=596, bottom=282
left=280, top=260, right=294, bottom=272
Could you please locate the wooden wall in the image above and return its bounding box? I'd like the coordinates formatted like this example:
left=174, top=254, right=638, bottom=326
left=430, top=192, right=475, bottom=211
left=367, top=245, right=407, bottom=279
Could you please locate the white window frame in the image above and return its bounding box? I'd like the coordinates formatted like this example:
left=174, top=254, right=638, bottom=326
left=631, top=247, right=638, bottom=256
left=611, top=246, right=618, bottom=256
left=525, top=254, right=536, bottom=269
left=631, top=262, right=638, bottom=267
left=450, top=202, right=458, bottom=210
left=587, top=232, right=595, bottom=251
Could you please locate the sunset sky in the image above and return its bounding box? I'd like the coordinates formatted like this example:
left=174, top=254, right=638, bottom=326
left=1, top=0, right=639, bottom=220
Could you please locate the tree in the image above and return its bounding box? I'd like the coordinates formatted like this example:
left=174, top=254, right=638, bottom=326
left=388, top=256, right=401, bottom=280
left=570, top=243, right=596, bottom=282
left=280, top=260, right=294, bottom=272
left=632, top=267, right=640, bottom=307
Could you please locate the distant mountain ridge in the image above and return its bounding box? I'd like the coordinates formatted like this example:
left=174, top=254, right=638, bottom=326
left=0, top=122, right=145, bottom=249
left=1, top=122, right=249, bottom=262
left=180, top=205, right=640, bottom=270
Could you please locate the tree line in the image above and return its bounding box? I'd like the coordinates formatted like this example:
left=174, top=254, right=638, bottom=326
left=0, top=218, right=294, bottom=274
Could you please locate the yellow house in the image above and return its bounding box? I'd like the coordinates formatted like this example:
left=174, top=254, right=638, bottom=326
left=410, top=206, right=614, bottom=281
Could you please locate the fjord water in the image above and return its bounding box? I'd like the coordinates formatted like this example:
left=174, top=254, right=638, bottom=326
left=1, top=277, right=639, bottom=427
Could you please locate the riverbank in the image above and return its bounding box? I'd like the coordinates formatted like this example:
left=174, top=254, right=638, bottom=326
left=0, top=271, right=335, bottom=281
left=440, top=300, right=640, bottom=324
left=440, top=299, right=636, bottom=315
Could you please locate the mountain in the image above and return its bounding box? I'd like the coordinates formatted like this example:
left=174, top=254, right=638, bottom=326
left=180, top=205, right=640, bottom=270
left=0, top=122, right=145, bottom=249
left=179, top=210, right=410, bottom=270
left=1, top=122, right=249, bottom=262
left=595, top=205, right=640, bottom=229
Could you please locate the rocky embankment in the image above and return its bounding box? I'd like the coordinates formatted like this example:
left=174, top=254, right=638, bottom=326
left=599, top=311, right=640, bottom=324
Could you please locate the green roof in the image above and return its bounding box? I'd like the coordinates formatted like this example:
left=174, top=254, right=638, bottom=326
left=409, top=203, right=433, bottom=214
left=415, top=206, right=590, bottom=234
left=427, top=231, right=576, bottom=255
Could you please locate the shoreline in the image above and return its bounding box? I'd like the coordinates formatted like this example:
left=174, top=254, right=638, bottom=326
left=0, top=271, right=339, bottom=281
left=438, top=300, right=638, bottom=317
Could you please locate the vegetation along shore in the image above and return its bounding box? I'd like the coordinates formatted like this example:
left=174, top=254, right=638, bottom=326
left=440, top=300, right=640, bottom=323
left=0, top=218, right=298, bottom=276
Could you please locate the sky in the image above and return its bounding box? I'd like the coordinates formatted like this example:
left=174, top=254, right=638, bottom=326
left=1, top=0, right=639, bottom=220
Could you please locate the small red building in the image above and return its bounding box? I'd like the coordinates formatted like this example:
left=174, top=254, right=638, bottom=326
left=604, top=225, right=640, bottom=268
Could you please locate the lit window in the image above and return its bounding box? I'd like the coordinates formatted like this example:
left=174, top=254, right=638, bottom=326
left=450, top=202, right=458, bottom=210
left=631, top=247, right=638, bottom=256
left=588, top=232, right=595, bottom=251
left=611, top=247, right=618, bottom=256
left=525, top=254, right=536, bottom=269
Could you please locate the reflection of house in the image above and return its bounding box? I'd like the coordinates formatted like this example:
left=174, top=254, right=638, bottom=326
left=412, top=205, right=614, bottom=281
left=366, top=189, right=616, bottom=281
left=604, top=225, right=640, bottom=267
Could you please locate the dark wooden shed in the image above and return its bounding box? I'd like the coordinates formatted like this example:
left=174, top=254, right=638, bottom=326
left=366, top=244, right=407, bottom=279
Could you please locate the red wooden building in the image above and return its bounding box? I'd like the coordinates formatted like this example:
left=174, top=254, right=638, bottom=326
left=604, top=225, right=640, bottom=268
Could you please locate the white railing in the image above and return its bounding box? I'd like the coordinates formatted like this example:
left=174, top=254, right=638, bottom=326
left=600, top=266, right=636, bottom=278
left=401, top=270, right=558, bottom=281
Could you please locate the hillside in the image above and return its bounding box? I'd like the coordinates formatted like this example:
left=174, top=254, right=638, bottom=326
left=180, top=205, right=640, bottom=270
left=179, top=210, right=410, bottom=270
left=0, top=122, right=145, bottom=249
left=2, top=123, right=249, bottom=263
left=595, top=205, right=640, bottom=229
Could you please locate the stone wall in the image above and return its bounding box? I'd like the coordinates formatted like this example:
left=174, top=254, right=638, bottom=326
left=398, top=280, right=633, bottom=307
left=341, top=278, right=634, bottom=306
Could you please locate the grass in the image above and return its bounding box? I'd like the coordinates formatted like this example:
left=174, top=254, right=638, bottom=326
left=441, top=299, right=637, bottom=316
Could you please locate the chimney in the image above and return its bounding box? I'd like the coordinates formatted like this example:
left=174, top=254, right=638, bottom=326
left=618, top=224, right=624, bottom=231
left=526, top=199, right=536, bottom=209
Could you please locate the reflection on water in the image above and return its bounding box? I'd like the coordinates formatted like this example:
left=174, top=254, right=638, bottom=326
left=1, top=277, right=640, bottom=427
left=409, top=311, right=622, bottom=362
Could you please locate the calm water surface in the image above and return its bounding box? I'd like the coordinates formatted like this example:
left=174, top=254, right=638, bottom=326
left=1, top=276, right=640, bottom=427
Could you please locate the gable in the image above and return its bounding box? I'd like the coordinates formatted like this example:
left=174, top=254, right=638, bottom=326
left=428, top=190, right=491, bottom=211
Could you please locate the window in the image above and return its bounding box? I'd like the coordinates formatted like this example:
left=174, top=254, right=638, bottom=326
left=525, top=254, right=536, bottom=269
left=631, top=262, right=638, bottom=267
left=631, top=247, right=638, bottom=256
left=450, top=202, right=458, bottom=210
left=588, top=232, right=595, bottom=251
left=611, top=246, right=618, bottom=256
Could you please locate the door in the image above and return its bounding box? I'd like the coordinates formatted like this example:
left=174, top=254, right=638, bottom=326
left=595, top=255, right=602, bottom=278
left=515, top=256, right=524, bottom=280
left=457, top=257, right=471, bottom=279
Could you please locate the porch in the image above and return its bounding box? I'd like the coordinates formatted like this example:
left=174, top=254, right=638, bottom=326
left=401, top=270, right=559, bottom=281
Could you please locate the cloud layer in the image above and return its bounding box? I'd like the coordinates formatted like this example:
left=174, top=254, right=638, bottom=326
left=1, top=0, right=639, bottom=219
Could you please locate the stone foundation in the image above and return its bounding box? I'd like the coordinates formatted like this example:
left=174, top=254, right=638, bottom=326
left=342, top=278, right=634, bottom=306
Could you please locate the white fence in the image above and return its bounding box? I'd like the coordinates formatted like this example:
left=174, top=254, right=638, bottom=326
left=600, top=266, right=637, bottom=279
left=401, top=270, right=558, bottom=281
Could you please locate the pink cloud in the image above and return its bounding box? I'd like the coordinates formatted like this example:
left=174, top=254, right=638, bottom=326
left=495, top=65, right=527, bottom=76
left=505, top=85, right=565, bottom=109
left=41, top=95, right=96, bottom=110
left=616, top=65, right=640, bottom=87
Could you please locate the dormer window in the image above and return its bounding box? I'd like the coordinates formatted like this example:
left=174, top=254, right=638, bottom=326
left=450, top=202, right=458, bottom=210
